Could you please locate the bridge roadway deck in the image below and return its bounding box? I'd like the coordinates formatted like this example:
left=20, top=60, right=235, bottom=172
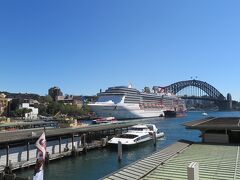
left=0, top=121, right=140, bottom=144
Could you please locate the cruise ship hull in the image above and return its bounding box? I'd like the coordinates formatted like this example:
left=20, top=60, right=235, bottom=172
left=89, top=104, right=165, bottom=120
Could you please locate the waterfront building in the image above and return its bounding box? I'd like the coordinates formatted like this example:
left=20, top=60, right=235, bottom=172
left=48, top=86, right=83, bottom=108
left=184, top=117, right=240, bottom=143
left=28, top=99, right=40, bottom=106
left=19, top=103, right=39, bottom=119
left=56, top=95, right=83, bottom=108
left=0, top=93, right=9, bottom=115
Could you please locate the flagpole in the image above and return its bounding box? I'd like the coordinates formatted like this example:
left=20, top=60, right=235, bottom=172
left=43, top=126, right=46, bottom=180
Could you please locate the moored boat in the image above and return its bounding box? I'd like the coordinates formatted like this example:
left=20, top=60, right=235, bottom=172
left=202, top=112, right=208, bottom=116
left=108, top=124, right=164, bottom=146
left=92, top=117, right=117, bottom=124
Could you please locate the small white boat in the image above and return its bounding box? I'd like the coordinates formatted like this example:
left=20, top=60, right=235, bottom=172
left=92, top=117, right=117, bottom=124
left=108, top=124, right=164, bottom=146
left=202, top=112, right=208, bottom=116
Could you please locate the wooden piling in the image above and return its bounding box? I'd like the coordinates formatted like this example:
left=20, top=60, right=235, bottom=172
left=118, top=141, right=122, bottom=161
left=83, top=133, right=86, bottom=147
left=153, top=132, right=157, bottom=146
left=81, top=133, right=87, bottom=154
left=6, top=145, right=9, bottom=166
left=71, top=134, right=74, bottom=150
left=59, top=137, right=61, bottom=153
left=27, top=142, right=30, bottom=161
left=72, top=134, right=78, bottom=156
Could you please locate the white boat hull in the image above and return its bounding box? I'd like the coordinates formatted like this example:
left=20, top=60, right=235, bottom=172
left=108, top=132, right=164, bottom=146
left=89, top=103, right=164, bottom=119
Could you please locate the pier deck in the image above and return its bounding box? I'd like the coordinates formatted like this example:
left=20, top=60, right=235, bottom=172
left=102, top=142, right=240, bottom=180
left=102, top=141, right=191, bottom=180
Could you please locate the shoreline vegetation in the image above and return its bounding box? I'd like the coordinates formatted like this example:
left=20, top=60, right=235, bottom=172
left=1, top=94, right=95, bottom=120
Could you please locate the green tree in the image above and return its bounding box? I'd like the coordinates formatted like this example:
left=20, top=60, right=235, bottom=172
left=44, top=95, right=53, bottom=103
left=39, top=95, right=53, bottom=104
left=38, top=104, right=48, bottom=116
left=12, top=108, right=32, bottom=118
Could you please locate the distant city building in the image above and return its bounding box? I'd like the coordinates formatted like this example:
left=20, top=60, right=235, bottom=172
left=28, top=99, right=40, bottom=106
left=48, top=86, right=84, bottom=108
left=56, top=95, right=83, bottom=108
left=19, top=103, right=39, bottom=119
left=83, top=96, right=97, bottom=103
left=227, top=93, right=232, bottom=110
left=48, top=86, right=63, bottom=101
left=0, top=93, right=9, bottom=115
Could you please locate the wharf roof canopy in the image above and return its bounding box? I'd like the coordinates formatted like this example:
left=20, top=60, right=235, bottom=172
left=0, top=121, right=138, bottom=145
left=184, top=117, right=240, bottom=130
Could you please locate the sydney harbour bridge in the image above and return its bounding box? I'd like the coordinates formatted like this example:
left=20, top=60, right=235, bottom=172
left=154, top=80, right=232, bottom=110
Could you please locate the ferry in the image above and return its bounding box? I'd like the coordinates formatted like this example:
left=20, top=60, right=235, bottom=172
left=108, top=124, right=164, bottom=146
left=88, top=85, right=186, bottom=119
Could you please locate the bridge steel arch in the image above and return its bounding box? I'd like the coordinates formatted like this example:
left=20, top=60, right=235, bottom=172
left=163, top=80, right=225, bottom=100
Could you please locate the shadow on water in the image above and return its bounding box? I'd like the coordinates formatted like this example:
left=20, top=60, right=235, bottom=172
left=15, top=111, right=240, bottom=180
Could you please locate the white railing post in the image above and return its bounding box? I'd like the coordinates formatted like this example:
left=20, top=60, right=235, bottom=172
left=187, top=162, right=199, bottom=180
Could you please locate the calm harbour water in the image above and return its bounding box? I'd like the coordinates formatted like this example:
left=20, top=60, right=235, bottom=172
left=16, top=111, right=240, bottom=180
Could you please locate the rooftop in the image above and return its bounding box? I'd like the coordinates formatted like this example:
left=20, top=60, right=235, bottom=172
left=102, top=142, right=240, bottom=180
left=143, top=143, right=240, bottom=180
left=184, top=117, right=240, bottom=130
left=0, top=121, right=139, bottom=145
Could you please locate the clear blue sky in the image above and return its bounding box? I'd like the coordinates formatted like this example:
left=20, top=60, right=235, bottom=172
left=0, top=0, right=240, bottom=100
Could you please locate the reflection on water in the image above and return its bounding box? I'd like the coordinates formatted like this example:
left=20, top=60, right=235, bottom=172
left=16, top=111, right=240, bottom=180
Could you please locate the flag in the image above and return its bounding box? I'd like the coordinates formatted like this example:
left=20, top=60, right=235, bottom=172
left=33, top=132, right=46, bottom=180
left=35, top=132, right=47, bottom=160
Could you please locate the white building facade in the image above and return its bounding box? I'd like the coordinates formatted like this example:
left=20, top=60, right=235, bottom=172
left=19, top=103, right=39, bottom=119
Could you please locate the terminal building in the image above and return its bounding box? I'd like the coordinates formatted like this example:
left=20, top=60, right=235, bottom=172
left=184, top=117, right=240, bottom=144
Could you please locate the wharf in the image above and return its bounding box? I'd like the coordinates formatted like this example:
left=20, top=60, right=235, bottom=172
left=0, top=120, right=142, bottom=173
left=0, top=121, right=138, bottom=145
left=184, top=117, right=240, bottom=144
left=0, top=140, right=104, bottom=172
left=102, top=141, right=240, bottom=180
left=0, top=121, right=57, bottom=131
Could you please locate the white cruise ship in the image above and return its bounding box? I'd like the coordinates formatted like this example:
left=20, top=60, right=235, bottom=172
left=88, top=85, right=186, bottom=119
